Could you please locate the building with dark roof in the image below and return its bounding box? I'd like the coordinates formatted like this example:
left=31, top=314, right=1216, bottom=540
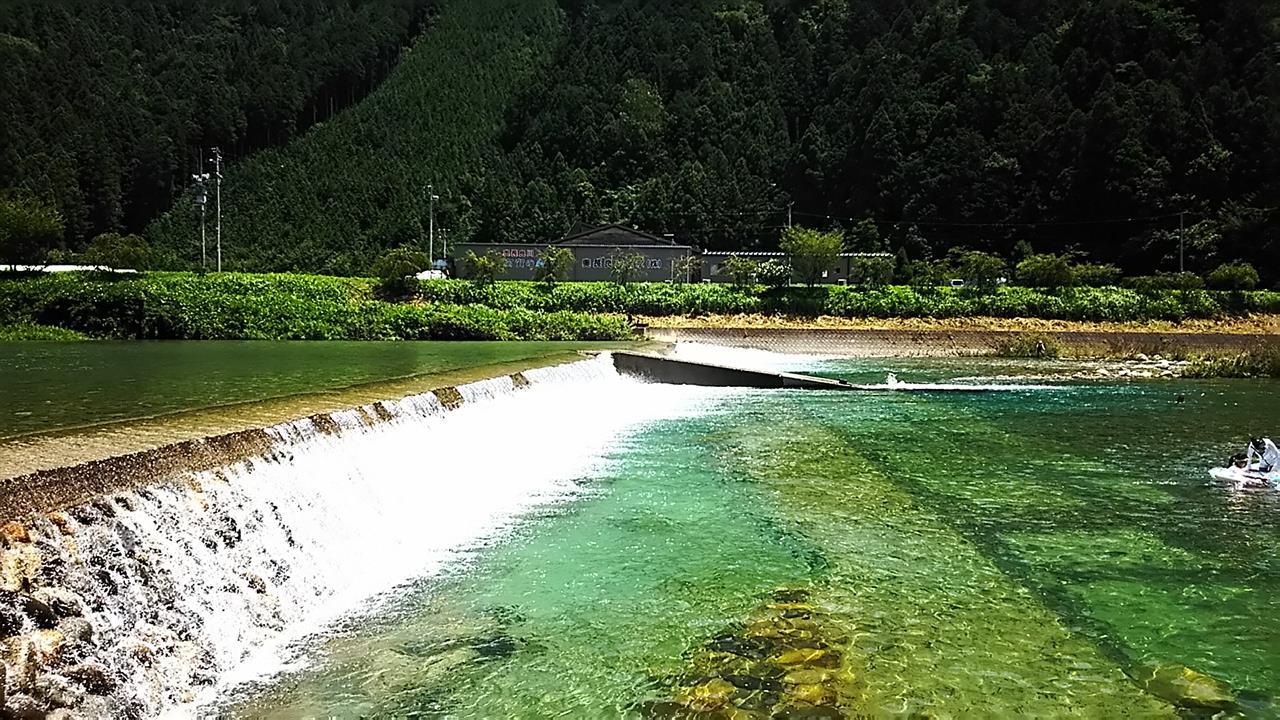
left=452, top=224, right=695, bottom=282
left=451, top=224, right=894, bottom=284
left=700, top=250, right=894, bottom=285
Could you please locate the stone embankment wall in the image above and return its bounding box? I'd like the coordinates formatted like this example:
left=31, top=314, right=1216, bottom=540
left=647, top=328, right=1278, bottom=357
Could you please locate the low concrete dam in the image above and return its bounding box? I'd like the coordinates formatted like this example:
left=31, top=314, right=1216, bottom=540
left=612, top=351, right=854, bottom=390
left=0, top=355, right=689, bottom=718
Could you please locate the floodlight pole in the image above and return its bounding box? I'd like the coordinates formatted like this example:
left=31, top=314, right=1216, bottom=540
left=429, top=185, right=441, bottom=261
left=212, top=147, right=223, bottom=272
left=201, top=203, right=207, bottom=268
left=193, top=168, right=209, bottom=269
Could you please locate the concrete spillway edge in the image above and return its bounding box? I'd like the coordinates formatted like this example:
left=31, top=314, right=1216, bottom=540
left=611, top=352, right=853, bottom=390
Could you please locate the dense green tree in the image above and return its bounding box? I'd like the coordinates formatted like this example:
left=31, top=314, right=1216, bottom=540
left=720, top=256, right=760, bottom=289
left=534, top=246, right=574, bottom=287
left=1015, top=254, right=1074, bottom=289
left=0, top=193, right=63, bottom=266
left=83, top=233, right=150, bottom=271
left=956, top=251, right=1007, bottom=291
left=608, top=250, right=647, bottom=286
left=848, top=257, right=895, bottom=288
left=781, top=227, right=843, bottom=287
left=1206, top=262, right=1260, bottom=291
left=464, top=250, right=507, bottom=287
left=371, top=246, right=431, bottom=297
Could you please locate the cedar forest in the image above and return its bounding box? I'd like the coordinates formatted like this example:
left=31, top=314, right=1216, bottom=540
left=1, top=0, right=1277, bottom=280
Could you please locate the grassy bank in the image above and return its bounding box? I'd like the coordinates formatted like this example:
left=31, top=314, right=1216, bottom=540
left=638, top=314, right=1280, bottom=334
left=419, top=280, right=1280, bottom=322
left=1184, top=348, right=1280, bottom=379
left=0, top=324, right=91, bottom=342
left=0, top=274, right=630, bottom=341
left=5, top=273, right=1279, bottom=342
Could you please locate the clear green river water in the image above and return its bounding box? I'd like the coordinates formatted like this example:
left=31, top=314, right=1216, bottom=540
left=0, top=341, right=624, bottom=438
left=228, top=357, right=1278, bottom=718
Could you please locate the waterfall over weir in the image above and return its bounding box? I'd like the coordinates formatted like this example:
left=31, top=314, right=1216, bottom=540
left=0, top=355, right=716, bottom=719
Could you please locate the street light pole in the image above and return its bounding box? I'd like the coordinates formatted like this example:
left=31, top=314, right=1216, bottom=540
left=212, top=147, right=223, bottom=272
left=192, top=170, right=209, bottom=268
left=428, top=184, right=439, bottom=261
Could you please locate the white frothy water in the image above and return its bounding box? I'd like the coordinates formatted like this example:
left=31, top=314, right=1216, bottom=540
left=17, top=355, right=723, bottom=718
left=850, top=372, right=1066, bottom=392
left=668, top=341, right=834, bottom=372
left=668, top=343, right=1062, bottom=392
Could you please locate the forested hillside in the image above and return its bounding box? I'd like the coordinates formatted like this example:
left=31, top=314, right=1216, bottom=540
left=0, top=0, right=432, bottom=245
left=147, top=0, right=566, bottom=274
left=467, top=0, right=1279, bottom=275
left=5, top=0, right=1279, bottom=277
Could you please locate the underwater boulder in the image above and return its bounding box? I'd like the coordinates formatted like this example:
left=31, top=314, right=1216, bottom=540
left=772, top=648, right=838, bottom=669
left=1131, top=663, right=1235, bottom=710
left=675, top=677, right=738, bottom=712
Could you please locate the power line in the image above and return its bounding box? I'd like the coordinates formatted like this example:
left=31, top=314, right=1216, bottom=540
left=790, top=210, right=1189, bottom=228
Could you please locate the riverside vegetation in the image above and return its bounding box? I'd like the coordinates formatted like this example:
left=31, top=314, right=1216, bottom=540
left=2, top=271, right=1279, bottom=345
left=0, top=274, right=631, bottom=341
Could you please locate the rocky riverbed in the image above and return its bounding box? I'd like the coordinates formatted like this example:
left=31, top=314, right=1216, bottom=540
left=640, top=587, right=869, bottom=719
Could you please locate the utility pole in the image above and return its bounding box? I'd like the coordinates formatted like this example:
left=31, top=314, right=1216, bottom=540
left=788, top=202, right=794, bottom=229
left=1178, top=211, right=1185, bottom=273
left=212, top=147, right=223, bottom=272
left=192, top=168, right=210, bottom=269
left=428, top=184, right=439, bottom=261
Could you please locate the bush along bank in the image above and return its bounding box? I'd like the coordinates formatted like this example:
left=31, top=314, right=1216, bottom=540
left=0, top=324, right=91, bottom=342
left=0, top=273, right=632, bottom=341
left=417, top=280, right=1280, bottom=322
left=1183, top=348, right=1280, bottom=379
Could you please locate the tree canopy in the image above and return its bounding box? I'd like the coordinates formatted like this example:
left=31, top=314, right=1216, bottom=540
left=1, top=0, right=1276, bottom=282
left=464, top=0, right=1279, bottom=281
left=0, top=0, right=432, bottom=249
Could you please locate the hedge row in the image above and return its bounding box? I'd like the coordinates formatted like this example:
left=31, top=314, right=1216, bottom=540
left=0, top=274, right=630, bottom=341
left=420, top=280, right=1280, bottom=322
left=5, top=275, right=1278, bottom=342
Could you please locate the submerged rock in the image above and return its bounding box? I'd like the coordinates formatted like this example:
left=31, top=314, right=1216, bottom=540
left=45, top=514, right=75, bottom=538
left=2, top=693, right=48, bottom=720
left=33, top=674, right=85, bottom=709
left=1131, top=663, right=1236, bottom=709
left=675, top=677, right=738, bottom=712
left=29, top=590, right=81, bottom=623
left=0, top=523, right=31, bottom=545
left=63, top=662, right=117, bottom=695
left=57, top=617, right=93, bottom=645
left=4, top=636, right=40, bottom=695
left=652, top=587, right=868, bottom=719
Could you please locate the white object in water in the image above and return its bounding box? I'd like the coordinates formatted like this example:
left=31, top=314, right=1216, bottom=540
left=1208, top=465, right=1277, bottom=490
left=886, top=373, right=901, bottom=386
left=1208, top=437, right=1278, bottom=490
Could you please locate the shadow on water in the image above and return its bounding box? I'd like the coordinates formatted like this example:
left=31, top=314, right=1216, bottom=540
left=822, top=380, right=1277, bottom=714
